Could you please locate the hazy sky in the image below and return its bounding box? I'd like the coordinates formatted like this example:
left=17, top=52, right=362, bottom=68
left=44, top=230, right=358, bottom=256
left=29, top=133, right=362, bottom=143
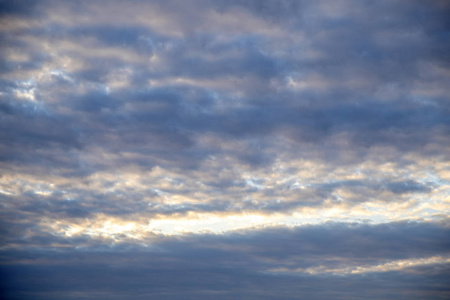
left=1, top=0, right=450, bottom=299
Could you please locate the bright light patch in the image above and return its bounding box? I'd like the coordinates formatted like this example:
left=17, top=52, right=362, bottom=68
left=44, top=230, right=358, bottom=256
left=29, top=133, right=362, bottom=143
left=39, top=198, right=449, bottom=240
left=0, top=189, right=14, bottom=196
left=147, top=213, right=270, bottom=235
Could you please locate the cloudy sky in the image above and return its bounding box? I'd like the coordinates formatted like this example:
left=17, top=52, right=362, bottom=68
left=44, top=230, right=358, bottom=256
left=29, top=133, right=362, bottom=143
left=1, top=0, right=450, bottom=299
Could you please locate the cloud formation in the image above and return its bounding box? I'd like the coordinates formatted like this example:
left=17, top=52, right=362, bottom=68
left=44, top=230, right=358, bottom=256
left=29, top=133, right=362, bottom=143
left=1, top=0, right=449, bottom=299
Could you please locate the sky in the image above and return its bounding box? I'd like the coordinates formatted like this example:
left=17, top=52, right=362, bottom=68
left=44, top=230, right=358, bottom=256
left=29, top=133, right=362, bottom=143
left=1, top=0, right=450, bottom=299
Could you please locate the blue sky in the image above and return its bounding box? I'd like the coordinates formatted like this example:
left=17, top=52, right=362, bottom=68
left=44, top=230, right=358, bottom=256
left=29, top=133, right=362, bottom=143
left=1, top=0, right=450, bottom=299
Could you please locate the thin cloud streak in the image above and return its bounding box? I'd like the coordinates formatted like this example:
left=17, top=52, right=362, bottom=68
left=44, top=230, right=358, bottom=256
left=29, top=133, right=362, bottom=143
left=267, top=255, right=450, bottom=276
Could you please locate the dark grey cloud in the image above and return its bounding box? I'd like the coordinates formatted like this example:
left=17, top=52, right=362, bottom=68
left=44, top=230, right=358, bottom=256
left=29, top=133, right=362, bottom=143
left=1, top=222, right=450, bottom=300
left=0, top=0, right=40, bottom=17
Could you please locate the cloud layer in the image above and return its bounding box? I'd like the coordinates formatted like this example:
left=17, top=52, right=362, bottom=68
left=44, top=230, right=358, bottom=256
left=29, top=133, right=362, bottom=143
left=1, top=0, right=450, bottom=299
